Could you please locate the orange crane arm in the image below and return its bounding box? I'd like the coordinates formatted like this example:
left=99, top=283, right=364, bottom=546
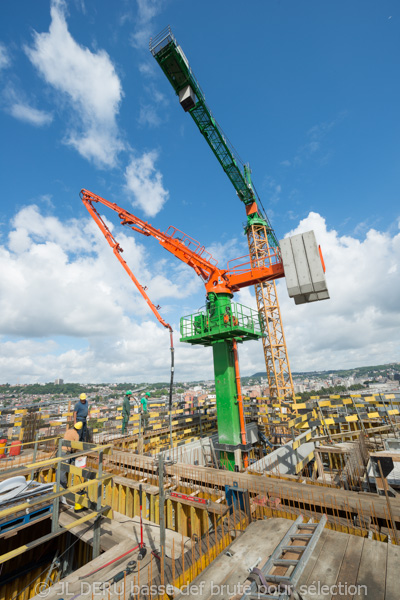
left=80, top=189, right=285, bottom=298
left=81, top=190, right=173, bottom=333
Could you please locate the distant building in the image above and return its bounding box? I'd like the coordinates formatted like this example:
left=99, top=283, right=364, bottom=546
left=55, top=378, right=64, bottom=385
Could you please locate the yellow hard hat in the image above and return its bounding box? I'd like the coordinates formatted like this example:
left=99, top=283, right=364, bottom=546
left=80, top=393, right=87, bottom=400
left=74, top=421, right=83, bottom=430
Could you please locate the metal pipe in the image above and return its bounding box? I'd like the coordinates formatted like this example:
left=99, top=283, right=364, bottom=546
left=158, top=453, right=166, bottom=563
left=169, top=330, right=174, bottom=451
left=51, top=438, right=62, bottom=533
left=377, top=460, right=399, bottom=545
left=79, top=545, right=139, bottom=579
left=139, top=483, right=144, bottom=549
left=232, top=339, right=248, bottom=468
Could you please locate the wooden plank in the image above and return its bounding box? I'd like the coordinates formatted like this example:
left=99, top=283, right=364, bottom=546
left=59, top=510, right=117, bottom=551
left=384, top=543, right=400, bottom=600
left=331, top=535, right=364, bottom=600
left=298, top=529, right=330, bottom=587
left=302, top=529, right=349, bottom=599
left=356, top=538, right=387, bottom=599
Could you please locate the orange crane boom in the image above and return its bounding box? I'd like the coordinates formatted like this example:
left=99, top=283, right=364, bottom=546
left=80, top=189, right=285, bottom=299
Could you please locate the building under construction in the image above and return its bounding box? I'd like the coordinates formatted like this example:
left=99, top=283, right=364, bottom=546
left=1, top=26, right=399, bottom=600
left=1, top=389, right=400, bottom=599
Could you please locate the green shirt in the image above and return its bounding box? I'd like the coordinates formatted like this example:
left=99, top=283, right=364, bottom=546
left=141, top=396, right=148, bottom=412
left=122, top=396, right=131, bottom=418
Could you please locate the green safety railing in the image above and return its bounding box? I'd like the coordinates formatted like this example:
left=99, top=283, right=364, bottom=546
left=180, top=302, right=264, bottom=345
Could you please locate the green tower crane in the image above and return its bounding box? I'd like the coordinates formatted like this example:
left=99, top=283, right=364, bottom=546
left=150, top=27, right=296, bottom=406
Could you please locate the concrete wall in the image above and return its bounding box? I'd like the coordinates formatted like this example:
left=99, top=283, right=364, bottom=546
left=247, top=429, right=315, bottom=476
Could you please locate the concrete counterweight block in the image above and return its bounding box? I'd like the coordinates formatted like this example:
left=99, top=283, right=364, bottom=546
left=279, top=230, right=330, bottom=305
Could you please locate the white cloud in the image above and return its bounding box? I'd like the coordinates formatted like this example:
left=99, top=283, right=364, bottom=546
left=131, top=0, right=164, bottom=49
left=25, top=0, right=124, bottom=167
left=2, top=205, right=161, bottom=336
left=139, top=104, right=162, bottom=127
left=262, top=176, right=282, bottom=205
left=38, top=194, right=55, bottom=208
left=137, top=0, right=160, bottom=22
left=0, top=327, right=213, bottom=384
left=282, top=114, right=346, bottom=168
left=216, top=213, right=400, bottom=377
left=9, top=102, right=53, bottom=126
left=138, top=61, right=156, bottom=77
left=124, top=150, right=169, bottom=216
left=138, top=85, right=168, bottom=128
left=2, top=202, right=399, bottom=383
left=208, top=237, right=248, bottom=268
left=2, top=83, right=53, bottom=127
left=0, top=203, right=211, bottom=383
left=0, top=42, right=11, bottom=71
left=276, top=212, right=400, bottom=371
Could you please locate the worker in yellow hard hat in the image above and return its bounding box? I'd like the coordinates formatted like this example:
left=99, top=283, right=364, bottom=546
left=60, top=421, right=84, bottom=489
left=74, top=393, right=88, bottom=442
left=62, top=421, right=82, bottom=450
left=61, top=421, right=88, bottom=513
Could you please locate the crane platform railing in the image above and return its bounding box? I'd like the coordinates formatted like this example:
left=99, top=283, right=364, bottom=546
left=164, top=225, right=218, bottom=265
left=227, top=248, right=282, bottom=275
left=149, top=25, right=173, bottom=57
left=180, top=301, right=263, bottom=345
left=149, top=25, right=206, bottom=103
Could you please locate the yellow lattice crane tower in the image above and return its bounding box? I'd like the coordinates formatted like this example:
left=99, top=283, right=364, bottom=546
left=248, top=221, right=295, bottom=402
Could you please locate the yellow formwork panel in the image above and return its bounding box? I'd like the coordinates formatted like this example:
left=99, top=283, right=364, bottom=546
left=345, top=414, right=359, bottom=422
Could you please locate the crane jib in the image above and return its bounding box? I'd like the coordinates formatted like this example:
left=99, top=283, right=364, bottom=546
left=151, top=29, right=280, bottom=250
left=190, top=102, right=254, bottom=204
left=151, top=35, right=255, bottom=204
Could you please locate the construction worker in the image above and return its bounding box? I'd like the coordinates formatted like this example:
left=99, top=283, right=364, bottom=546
left=122, top=390, right=132, bottom=435
left=140, top=392, right=150, bottom=431
left=62, top=421, right=82, bottom=449
left=61, top=421, right=83, bottom=488
left=74, top=393, right=89, bottom=442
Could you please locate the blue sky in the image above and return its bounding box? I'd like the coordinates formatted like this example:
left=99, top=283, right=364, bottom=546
left=0, top=0, right=399, bottom=384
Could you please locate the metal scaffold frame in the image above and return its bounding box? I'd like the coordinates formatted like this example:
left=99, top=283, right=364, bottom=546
left=0, top=441, right=113, bottom=566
